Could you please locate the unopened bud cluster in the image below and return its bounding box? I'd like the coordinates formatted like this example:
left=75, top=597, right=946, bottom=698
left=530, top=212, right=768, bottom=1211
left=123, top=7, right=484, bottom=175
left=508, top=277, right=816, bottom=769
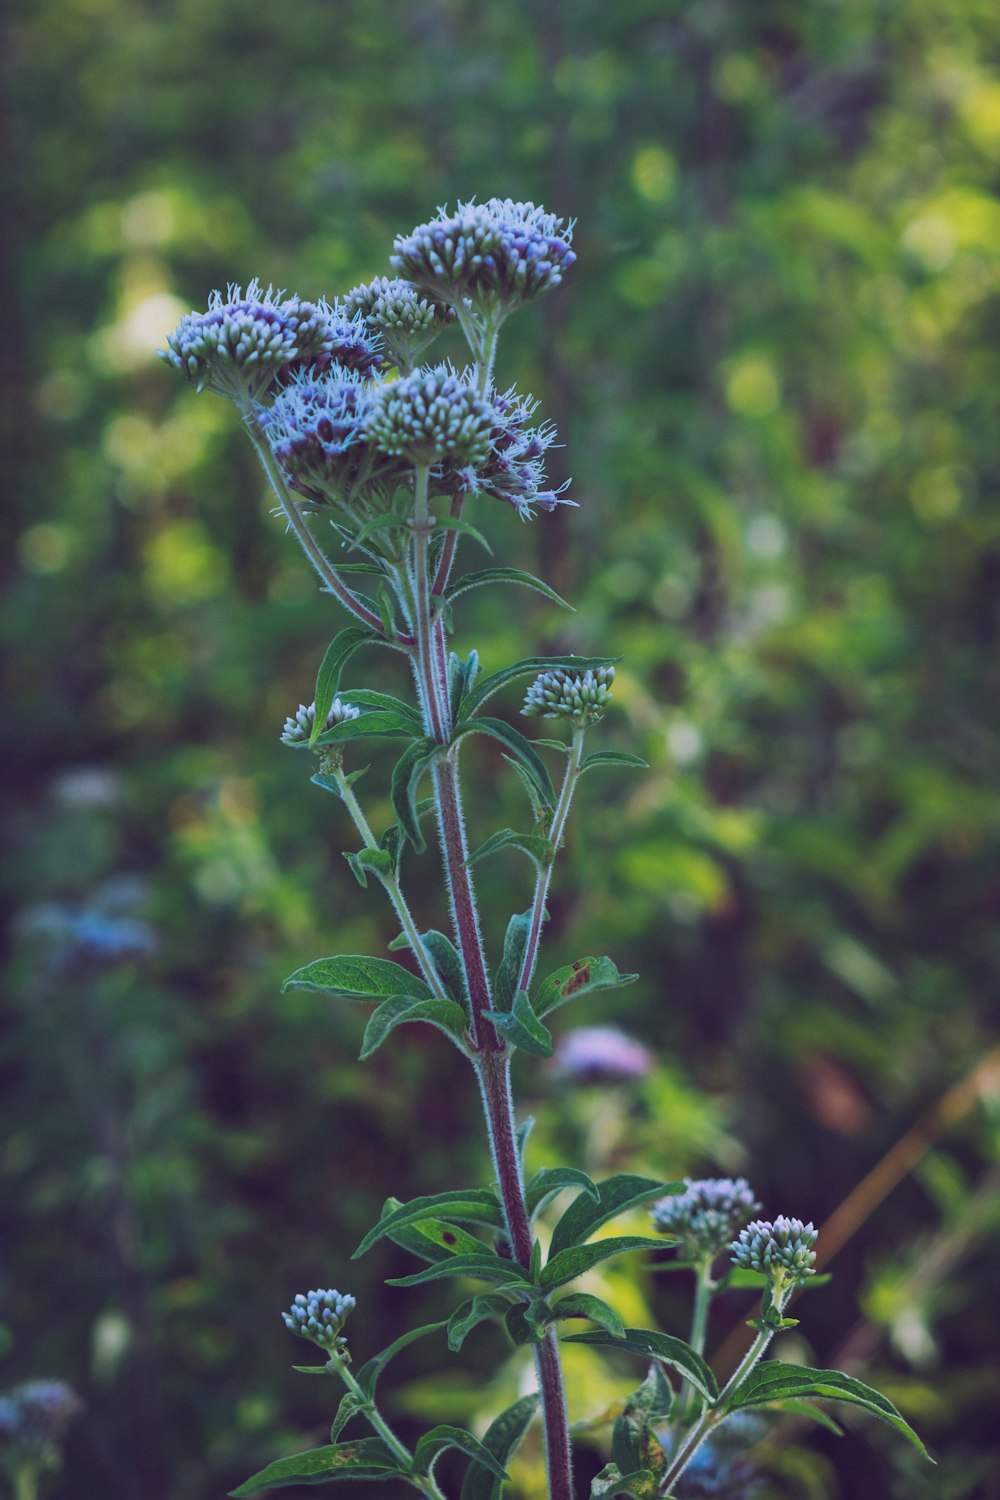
left=522, top=665, right=614, bottom=726
left=364, top=365, right=496, bottom=467
left=729, top=1216, right=818, bottom=1282
left=282, top=1289, right=356, bottom=1350
left=341, top=277, right=456, bottom=369
left=281, top=699, right=360, bottom=746
left=651, top=1177, right=761, bottom=1259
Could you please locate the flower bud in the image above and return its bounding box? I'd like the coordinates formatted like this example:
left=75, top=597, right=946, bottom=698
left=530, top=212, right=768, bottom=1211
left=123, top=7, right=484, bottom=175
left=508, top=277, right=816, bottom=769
left=281, top=699, right=360, bottom=746
left=282, top=1289, right=356, bottom=1351
left=729, top=1216, right=818, bottom=1281
left=522, top=666, right=614, bottom=727
left=364, top=365, right=496, bottom=467
left=341, top=276, right=456, bottom=368
left=651, top=1178, right=761, bottom=1258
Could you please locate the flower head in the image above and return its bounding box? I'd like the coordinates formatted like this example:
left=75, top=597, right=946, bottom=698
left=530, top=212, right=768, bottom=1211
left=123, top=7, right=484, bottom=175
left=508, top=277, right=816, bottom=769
left=261, top=368, right=399, bottom=508
left=651, top=1178, right=761, bottom=1259
left=552, top=1025, right=652, bottom=1083
left=341, top=276, right=456, bottom=369
left=448, top=386, right=574, bottom=520
left=282, top=1289, right=356, bottom=1351
left=364, top=364, right=496, bottom=467
left=391, top=199, right=575, bottom=315
left=0, top=1381, right=82, bottom=1457
left=730, top=1216, right=818, bottom=1282
left=281, top=698, right=360, bottom=746
left=159, top=281, right=379, bottom=403
left=522, top=665, right=614, bottom=727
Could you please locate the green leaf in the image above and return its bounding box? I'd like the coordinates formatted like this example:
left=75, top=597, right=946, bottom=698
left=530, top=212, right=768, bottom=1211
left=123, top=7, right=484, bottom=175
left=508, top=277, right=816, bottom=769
left=444, top=567, right=573, bottom=611
left=414, top=1427, right=509, bottom=1483
left=459, top=1395, right=540, bottom=1500
left=337, top=689, right=423, bottom=729
left=433, top=513, right=493, bottom=554
left=353, top=1321, right=447, bottom=1400
left=466, top=827, right=553, bottom=873
left=359, top=996, right=470, bottom=1060
left=540, top=1237, right=665, bottom=1290
left=354, top=1190, right=505, bottom=1258
left=534, top=957, right=639, bottom=1020
left=494, top=910, right=533, bottom=1014
left=390, top=738, right=438, bottom=851
left=549, top=1175, right=677, bottom=1257
left=387, top=1255, right=532, bottom=1289
left=328, top=1392, right=367, bottom=1442
left=485, top=989, right=553, bottom=1058
left=384, top=1214, right=487, bottom=1265
left=282, top=956, right=432, bottom=1002
left=353, top=512, right=412, bottom=548
left=453, top=717, right=556, bottom=810
left=448, top=649, right=480, bottom=722
left=312, top=709, right=418, bottom=747
left=727, top=1362, right=932, bottom=1460
left=516, top=1115, right=535, bottom=1163
left=764, top=1398, right=845, bottom=1436
left=420, top=930, right=469, bottom=1007
left=525, top=1166, right=599, bottom=1220
left=310, top=628, right=377, bottom=746
left=589, top=1464, right=657, bottom=1498
left=229, top=1439, right=401, bottom=1494
left=505, top=1302, right=542, bottom=1346
left=579, top=750, right=649, bottom=774
left=550, top=1293, right=625, bottom=1339
left=562, top=1328, right=719, bottom=1402
left=463, top=655, right=620, bottom=718
left=447, top=1294, right=514, bottom=1352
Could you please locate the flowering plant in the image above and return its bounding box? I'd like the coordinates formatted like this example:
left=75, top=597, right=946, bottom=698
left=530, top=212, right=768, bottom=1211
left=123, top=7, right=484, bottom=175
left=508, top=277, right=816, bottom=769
left=160, top=198, right=930, bottom=1499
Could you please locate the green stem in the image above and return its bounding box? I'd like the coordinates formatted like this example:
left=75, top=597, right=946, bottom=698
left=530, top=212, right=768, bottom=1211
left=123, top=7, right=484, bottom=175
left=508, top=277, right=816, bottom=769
left=330, top=1353, right=447, bottom=1500
left=514, top=726, right=586, bottom=998
left=331, top=764, right=446, bottom=999
left=411, top=465, right=449, bottom=738
left=676, top=1258, right=715, bottom=1426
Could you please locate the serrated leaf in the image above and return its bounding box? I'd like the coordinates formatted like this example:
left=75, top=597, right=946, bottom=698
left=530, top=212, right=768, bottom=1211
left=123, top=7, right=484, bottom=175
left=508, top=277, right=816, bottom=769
left=414, top=1426, right=509, bottom=1482
left=580, top=750, right=649, bottom=774
left=466, top=827, right=553, bottom=872
left=485, top=990, right=553, bottom=1058
left=525, top=1167, right=599, bottom=1220
left=447, top=1294, right=513, bottom=1352
left=549, top=1175, right=677, bottom=1257
left=562, top=1328, right=719, bottom=1402
left=359, top=995, right=470, bottom=1060
left=444, top=566, right=573, bottom=611
left=459, top=1394, right=540, bottom=1500
left=310, top=628, right=376, bottom=745
left=353, top=1321, right=447, bottom=1400
left=541, top=1237, right=665, bottom=1290
left=387, top=1254, right=532, bottom=1289
left=463, top=655, right=620, bottom=718
left=229, top=1439, right=401, bottom=1494
left=453, top=718, right=556, bottom=810
left=354, top=1190, right=505, bottom=1258
left=534, top=957, right=639, bottom=1020
left=550, top=1293, right=625, bottom=1339
left=282, top=956, right=432, bottom=1002
left=390, top=738, right=438, bottom=851
left=727, top=1362, right=932, bottom=1459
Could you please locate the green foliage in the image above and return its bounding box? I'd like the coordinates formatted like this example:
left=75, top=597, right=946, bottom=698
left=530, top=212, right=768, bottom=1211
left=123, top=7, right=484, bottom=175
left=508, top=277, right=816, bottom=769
left=230, top=1438, right=402, bottom=1494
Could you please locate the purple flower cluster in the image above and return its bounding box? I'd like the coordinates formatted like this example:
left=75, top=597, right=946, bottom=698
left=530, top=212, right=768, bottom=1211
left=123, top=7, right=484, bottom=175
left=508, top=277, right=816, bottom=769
left=651, top=1177, right=762, bottom=1259
left=0, top=1381, right=82, bottom=1457
left=552, top=1025, right=652, bottom=1083
left=730, top=1216, right=818, bottom=1281
left=259, top=370, right=395, bottom=508
left=364, top=364, right=496, bottom=467
left=282, top=1289, right=356, bottom=1350
left=448, top=386, right=573, bottom=519
left=340, top=276, right=455, bottom=369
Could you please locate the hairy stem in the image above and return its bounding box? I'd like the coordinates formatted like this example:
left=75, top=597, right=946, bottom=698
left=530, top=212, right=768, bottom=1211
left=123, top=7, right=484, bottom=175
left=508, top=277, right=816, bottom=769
left=515, top=725, right=586, bottom=998
left=330, top=1353, right=447, bottom=1500
left=412, top=466, right=449, bottom=738
left=676, top=1258, right=716, bottom=1426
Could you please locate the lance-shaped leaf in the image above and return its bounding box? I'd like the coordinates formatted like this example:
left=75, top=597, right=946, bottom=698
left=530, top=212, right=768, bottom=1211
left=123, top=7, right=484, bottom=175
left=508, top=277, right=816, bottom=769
left=229, top=1439, right=401, bottom=1495
left=453, top=718, right=556, bottom=810
left=282, top=956, right=432, bottom=1002
left=328, top=1392, right=367, bottom=1443
left=525, top=1166, right=599, bottom=1220
left=549, top=1175, right=678, bottom=1257
left=549, top=1293, right=625, bottom=1339
left=433, top=513, right=493, bottom=554
left=562, top=1328, right=719, bottom=1402
left=390, top=737, right=439, bottom=851
left=447, top=1294, right=514, bottom=1352
left=353, top=1321, right=447, bottom=1400
left=466, top=827, right=553, bottom=873
left=384, top=1213, right=488, bottom=1266
left=387, top=1254, right=533, bottom=1290
left=419, top=929, right=468, bottom=1007
left=443, top=566, right=573, bottom=611
left=336, top=689, right=423, bottom=730
left=534, top=956, right=639, bottom=1020
left=541, top=1237, right=666, bottom=1290
left=588, top=1463, right=658, bottom=1498
left=459, top=1394, right=540, bottom=1500
left=463, top=655, right=620, bottom=718
left=354, top=1190, right=505, bottom=1258
left=448, top=649, right=480, bottom=722
left=493, top=910, right=532, bottom=1014
left=414, top=1427, right=509, bottom=1483
left=312, top=710, right=418, bottom=748
left=310, top=628, right=377, bottom=745
left=727, top=1362, right=932, bottom=1459
left=579, top=750, right=649, bottom=774
left=359, top=996, right=470, bottom=1060
left=485, top=990, right=553, bottom=1058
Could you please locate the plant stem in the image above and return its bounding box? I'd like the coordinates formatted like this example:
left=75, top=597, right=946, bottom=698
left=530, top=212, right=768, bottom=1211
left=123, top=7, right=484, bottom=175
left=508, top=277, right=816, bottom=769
left=514, top=726, right=586, bottom=998
left=241, top=404, right=412, bottom=642
left=12, top=1467, right=38, bottom=1500
left=411, top=466, right=449, bottom=738
left=330, top=1353, right=447, bottom=1500
left=676, top=1258, right=715, bottom=1425
left=331, top=765, right=445, bottom=999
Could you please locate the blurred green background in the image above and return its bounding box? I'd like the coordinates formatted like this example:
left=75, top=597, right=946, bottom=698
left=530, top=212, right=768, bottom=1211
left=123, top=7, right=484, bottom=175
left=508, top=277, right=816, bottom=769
left=3, top=0, right=1000, bottom=1496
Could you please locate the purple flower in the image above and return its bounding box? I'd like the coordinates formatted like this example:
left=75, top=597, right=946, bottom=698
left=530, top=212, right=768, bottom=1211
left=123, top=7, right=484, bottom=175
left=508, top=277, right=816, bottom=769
left=340, top=276, right=455, bottom=369
left=448, top=386, right=574, bottom=520
left=552, top=1025, right=652, bottom=1083
left=364, top=364, right=496, bottom=467
left=730, top=1216, right=818, bottom=1281
left=651, top=1178, right=761, bottom=1258
left=260, top=368, right=398, bottom=508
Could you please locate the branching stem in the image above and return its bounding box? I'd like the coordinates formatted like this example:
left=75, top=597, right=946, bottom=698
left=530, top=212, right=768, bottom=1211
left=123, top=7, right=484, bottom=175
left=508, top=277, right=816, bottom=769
left=515, top=726, right=586, bottom=998
left=328, top=1352, right=447, bottom=1500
